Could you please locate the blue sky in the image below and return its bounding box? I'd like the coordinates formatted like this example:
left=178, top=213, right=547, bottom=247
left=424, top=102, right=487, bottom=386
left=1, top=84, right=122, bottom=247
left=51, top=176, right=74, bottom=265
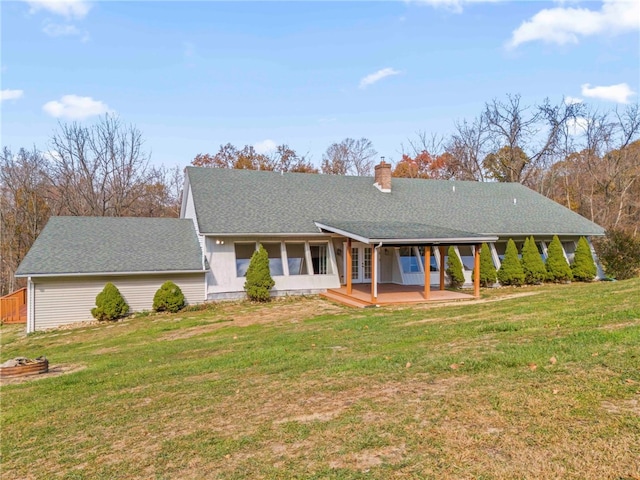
left=1, top=0, right=638, bottom=169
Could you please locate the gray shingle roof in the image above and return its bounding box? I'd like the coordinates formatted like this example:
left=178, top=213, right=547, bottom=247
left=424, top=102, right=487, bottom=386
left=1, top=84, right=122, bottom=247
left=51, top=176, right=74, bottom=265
left=315, top=220, right=495, bottom=244
left=16, top=217, right=204, bottom=276
left=186, top=167, right=605, bottom=237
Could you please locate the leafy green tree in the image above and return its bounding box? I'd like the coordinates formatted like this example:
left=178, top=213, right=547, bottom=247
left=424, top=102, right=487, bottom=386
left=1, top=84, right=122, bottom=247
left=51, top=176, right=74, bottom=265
left=497, top=239, right=525, bottom=286
left=546, top=236, right=573, bottom=282
left=521, top=236, right=547, bottom=284
left=91, top=282, right=129, bottom=321
left=153, top=281, right=186, bottom=313
left=244, top=244, right=275, bottom=301
left=594, top=230, right=640, bottom=280
left=473, top=242, right=497, bottom=287
left=571, top=237, right=597, bottom=281
left=446, top=246, right=465, bottom=289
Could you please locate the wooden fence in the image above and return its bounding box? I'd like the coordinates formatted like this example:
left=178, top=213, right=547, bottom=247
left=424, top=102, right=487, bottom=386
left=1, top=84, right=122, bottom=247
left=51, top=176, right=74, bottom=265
left=0, top=288, right=27, bottom=324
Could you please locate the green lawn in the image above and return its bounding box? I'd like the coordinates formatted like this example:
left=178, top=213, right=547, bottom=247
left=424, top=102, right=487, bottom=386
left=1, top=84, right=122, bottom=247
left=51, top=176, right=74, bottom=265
left=1, top=280, right=639, bottom=479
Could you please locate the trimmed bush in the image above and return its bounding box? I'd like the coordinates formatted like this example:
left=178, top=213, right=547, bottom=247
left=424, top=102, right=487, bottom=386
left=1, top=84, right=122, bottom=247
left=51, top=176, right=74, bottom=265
left=244, top=244, right=275, bottom=302
left=91, top=282, right=129, bottom=321
left=475, top=242, right=497, bottom=287
left=497, top=239, right=525, bottom=286
left=446, top=246, right=465, bottom=289
left=521, top=236, right=547, bottom=285
left=153, top=281, right=186, bottom=313
left=571, top=237, right=597, bottom=282
left=546, top=235, right=572, bottom=283
left=593, top=230, right=640, bottom=280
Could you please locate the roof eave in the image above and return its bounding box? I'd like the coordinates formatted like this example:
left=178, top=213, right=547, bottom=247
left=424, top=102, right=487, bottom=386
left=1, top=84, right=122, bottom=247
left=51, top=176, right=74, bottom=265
left=15, top=269, right=206, bottom=278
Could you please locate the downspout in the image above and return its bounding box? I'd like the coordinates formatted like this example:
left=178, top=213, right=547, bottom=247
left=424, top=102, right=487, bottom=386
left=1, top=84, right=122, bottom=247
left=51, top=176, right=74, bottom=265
left=27, top=277, right=35, bottom=333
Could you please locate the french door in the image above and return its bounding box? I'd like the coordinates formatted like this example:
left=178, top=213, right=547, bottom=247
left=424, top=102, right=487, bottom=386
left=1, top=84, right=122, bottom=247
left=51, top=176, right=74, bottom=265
left=346, top=243, right=372, bottom=284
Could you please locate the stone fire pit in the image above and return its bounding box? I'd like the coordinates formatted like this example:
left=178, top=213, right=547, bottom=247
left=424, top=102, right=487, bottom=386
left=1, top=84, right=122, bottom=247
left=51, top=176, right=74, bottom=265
left=0, top=357, right=49, bottom=378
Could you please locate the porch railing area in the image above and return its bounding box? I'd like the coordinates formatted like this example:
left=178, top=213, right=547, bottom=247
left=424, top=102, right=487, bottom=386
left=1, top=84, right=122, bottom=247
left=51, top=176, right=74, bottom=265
left=0, top=288, right=27, bottom=324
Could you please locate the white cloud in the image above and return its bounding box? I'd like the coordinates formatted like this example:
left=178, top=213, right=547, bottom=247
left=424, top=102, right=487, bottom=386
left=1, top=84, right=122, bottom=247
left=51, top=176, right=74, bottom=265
left=564, top=96, right=583, bottom=105
left=254, top=139, right=277, bottom=154
left=1, top=89, right=24, bottom=101
left=42, top=22, right=88, bottom=41
left=42, top=95, right=111, bottom=119
left=25, top=0, right=91, bottom=19
left=359, top=68, right=401, bottom=89
left=508, top=0, right=640, bottom=49
left=581, top=83, right=636, bottom=104
left=411, top=0, right=501, bottom=14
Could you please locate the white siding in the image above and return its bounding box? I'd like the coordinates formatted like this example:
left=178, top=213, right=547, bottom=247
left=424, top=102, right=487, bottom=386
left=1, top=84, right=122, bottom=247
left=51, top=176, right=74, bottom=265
left=32, top=273, right=205, bottom=331
left=205, top=236, right=340, bottom=300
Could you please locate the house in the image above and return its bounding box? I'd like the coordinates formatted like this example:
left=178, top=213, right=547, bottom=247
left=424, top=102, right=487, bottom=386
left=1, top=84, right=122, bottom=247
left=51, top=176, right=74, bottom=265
left=16, top=161, right=604, bottom=331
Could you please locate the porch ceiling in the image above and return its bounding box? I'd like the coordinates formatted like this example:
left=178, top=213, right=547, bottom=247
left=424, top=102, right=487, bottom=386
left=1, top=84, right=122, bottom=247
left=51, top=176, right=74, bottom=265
left=314, top=220, right=498, bottom=245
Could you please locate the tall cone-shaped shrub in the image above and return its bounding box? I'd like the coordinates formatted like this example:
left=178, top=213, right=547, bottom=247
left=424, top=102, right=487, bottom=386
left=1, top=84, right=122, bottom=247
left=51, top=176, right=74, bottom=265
left=497, top=239, right=525, bottom=286
left=521, top=236, right=546, bottom=284
left=244, top=244, right=275, bottom=302
left=572, top=237, right=597, bottom=281
left=91, top=282, right=129, bottom=321
left=474, top=242, right=496, bottom=287
left=446, top=246, right=465, bottom=289
left=546, top=235, right=572, bottom=282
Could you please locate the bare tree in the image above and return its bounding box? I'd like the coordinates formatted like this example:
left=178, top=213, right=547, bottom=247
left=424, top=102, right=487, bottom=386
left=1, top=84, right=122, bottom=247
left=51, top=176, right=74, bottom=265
left=0, top=147, right=51, bottom=294
left=481, top=94, right=583, bottom=185
left=47, top=114, right=160, bottom=216
left=321, top=138, right=377, bottom=176
left=446, top=117, right=490, bottom=181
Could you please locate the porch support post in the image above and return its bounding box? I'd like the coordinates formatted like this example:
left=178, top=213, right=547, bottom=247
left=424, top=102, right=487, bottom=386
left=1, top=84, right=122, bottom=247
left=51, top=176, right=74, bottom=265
left=474, top=243, right=481, bottom=298
left=371, top=245, right=377, bottom=304
left=346, top=238, right=352, bottom=295
left=439, top=246, right=446, bottom=291
left=423, top=245, right=431, bottom=300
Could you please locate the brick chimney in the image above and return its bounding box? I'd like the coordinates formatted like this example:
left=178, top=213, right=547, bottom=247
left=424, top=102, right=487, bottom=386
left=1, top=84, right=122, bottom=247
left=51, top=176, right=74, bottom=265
left=374, top=159, right=391, bottom=193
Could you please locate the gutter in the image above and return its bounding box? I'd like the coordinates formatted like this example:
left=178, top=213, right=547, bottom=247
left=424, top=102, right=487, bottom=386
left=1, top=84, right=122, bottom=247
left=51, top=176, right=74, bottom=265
left=15, top=269, right=207, bottom=279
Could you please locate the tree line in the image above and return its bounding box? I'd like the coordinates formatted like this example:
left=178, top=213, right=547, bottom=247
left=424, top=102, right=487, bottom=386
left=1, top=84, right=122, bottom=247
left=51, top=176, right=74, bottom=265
left=1, top=115, right=182, bottom=294
left=2, top=94, right=639, bottom=294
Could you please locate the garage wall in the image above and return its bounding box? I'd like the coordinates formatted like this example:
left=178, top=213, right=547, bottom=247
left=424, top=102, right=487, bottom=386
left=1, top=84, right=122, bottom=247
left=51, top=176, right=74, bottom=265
left=32, top=273, right=205, bottom=331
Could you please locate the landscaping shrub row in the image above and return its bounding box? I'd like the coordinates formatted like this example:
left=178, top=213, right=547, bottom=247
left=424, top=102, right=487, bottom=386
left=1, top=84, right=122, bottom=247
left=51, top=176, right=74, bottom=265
left=91, top=281, right=186, bottom=322
left=446, top=235, right=597, bottom=289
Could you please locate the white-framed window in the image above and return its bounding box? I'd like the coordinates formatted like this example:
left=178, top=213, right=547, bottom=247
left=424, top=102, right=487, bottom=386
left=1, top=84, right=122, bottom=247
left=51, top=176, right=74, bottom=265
left=310, top=243, right=330, bottom=275
left=262, top=242, right=284, bottom=276
left=457, top=245, right=475, bottom=271
left=286, top=242, right=308, bottom=275
left=235, top=243, right=256, bottom=277
left=399, top=247, right=421, bottom=273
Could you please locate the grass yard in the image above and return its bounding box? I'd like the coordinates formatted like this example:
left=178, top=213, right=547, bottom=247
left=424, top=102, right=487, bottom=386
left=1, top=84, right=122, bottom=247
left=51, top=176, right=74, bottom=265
left=1, top=279, right=639, bottom=479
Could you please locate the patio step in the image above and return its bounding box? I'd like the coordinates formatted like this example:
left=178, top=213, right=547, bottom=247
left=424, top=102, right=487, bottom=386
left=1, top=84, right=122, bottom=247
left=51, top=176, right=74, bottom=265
left=320, top=289, right=373, bottom=308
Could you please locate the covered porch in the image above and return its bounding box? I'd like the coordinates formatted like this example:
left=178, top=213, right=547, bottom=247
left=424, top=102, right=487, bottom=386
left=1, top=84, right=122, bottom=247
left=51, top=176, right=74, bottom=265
left=315, top=220, right=498, bottom=307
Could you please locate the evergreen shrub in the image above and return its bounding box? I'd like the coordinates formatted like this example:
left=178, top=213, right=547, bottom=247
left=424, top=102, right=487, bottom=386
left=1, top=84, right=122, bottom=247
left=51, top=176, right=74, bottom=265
left=593, top=230, right=640, bottom=280
left=91, top=282, right=129, bottom=321
left=475, top=242, right=497, bottom=287
left=153, top=281, right=186, bottom=313
left=244, top=244, right=275, bottom=301
left=546, top=235, right=573, bottom=282
left=446, top=246, right=465, bottom=289
left=521, top=236, right=547, bottom=284
left=497, top=239, right=525, bottom=286
left=571, top=237, right=597, bottom=282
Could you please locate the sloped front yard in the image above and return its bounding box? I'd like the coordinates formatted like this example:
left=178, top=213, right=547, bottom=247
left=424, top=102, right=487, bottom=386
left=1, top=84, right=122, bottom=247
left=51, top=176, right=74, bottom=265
left=1, top=280, right=639, bottom=479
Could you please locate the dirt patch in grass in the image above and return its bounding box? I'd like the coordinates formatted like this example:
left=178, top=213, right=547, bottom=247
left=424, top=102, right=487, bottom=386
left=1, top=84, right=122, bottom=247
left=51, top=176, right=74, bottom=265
left=0, top=363, right=86, bottom=385
left=161, top=297, right=345, bottom=340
